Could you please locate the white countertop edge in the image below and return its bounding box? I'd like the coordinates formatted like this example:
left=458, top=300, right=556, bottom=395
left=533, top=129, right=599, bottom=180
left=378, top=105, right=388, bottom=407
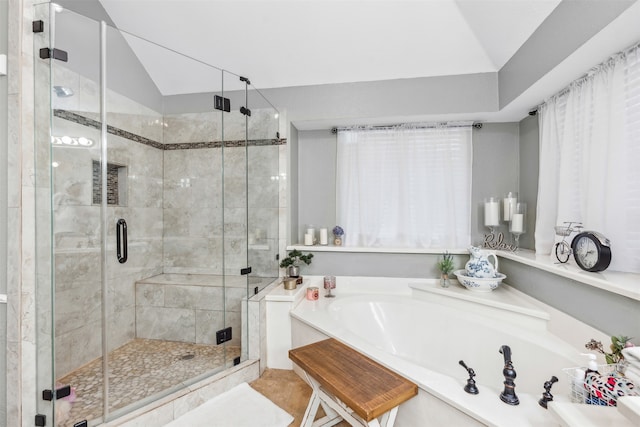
left=285, top=246, right=640, bottom=302
left=548, top=401, right=636, bottom=427
left=617, top=396, right=640, bottom=424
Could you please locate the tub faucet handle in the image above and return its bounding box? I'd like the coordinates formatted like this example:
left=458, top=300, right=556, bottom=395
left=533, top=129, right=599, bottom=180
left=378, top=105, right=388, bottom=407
left=538, top=376, right=559, bottom=409
left=458, top=360, right=479, bottom=395
left=499, top=345, right=519, bottom=405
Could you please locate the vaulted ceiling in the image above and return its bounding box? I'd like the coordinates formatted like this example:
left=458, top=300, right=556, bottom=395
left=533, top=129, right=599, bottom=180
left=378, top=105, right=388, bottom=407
left=55, top=0, right=640, bottom=127
left=97, top=0, right=562, bottom=94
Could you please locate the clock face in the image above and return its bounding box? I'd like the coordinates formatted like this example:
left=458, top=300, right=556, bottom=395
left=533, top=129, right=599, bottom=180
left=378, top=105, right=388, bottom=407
left=571, top=231, right=612, bottom=272
left=574, top=236, right=598, bottom=270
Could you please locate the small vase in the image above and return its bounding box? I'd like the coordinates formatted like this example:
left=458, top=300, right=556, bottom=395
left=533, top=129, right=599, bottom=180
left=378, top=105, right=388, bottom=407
left=333, top=236, right=343, bottom=246
left=287, top=265, right=300, bottom=278
left=440, top=273, right=451, bottom=288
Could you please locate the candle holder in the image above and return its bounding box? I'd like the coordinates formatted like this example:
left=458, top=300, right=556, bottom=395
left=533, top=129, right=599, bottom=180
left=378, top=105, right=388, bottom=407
left=319, top=227, right=329, bottom=245
left=503, top=192, right=518, bottom=223
left=509, top=202, right=526, bottom=250
left=304, top=224, right=316, bottom=246
left=323, top=276, right=336, bottom=298
left=484, top=197, right=501, bottom=235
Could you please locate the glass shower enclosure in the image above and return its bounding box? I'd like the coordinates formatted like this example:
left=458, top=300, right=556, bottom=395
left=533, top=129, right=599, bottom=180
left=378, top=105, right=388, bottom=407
left=33, top=3, right=280, bottom=426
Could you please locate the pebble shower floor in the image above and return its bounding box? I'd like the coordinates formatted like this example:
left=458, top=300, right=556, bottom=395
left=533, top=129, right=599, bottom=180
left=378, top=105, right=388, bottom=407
left=56, top=338, right=241, bottom=426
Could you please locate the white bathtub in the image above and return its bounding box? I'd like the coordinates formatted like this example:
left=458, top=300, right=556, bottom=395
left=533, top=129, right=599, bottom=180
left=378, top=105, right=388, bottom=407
left=290, top=276, right=589, bottom=426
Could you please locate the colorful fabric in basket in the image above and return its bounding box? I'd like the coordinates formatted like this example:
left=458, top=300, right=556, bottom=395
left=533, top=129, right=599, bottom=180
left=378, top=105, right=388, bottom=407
left=584, top=371, right=637, bottom=406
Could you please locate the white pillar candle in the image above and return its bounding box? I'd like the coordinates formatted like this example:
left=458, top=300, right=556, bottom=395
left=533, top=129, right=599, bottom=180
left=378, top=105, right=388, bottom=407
left=304, top=233, right=313, bottom=245
left=319, top=228, right=328, bottom=245
left=511, top=214, right=524, bottom=233
left=306, top=227, right=315, bottom=240
left=484, top=199, right=500, bottom=227
left=503, top=193, right=517, bottom=222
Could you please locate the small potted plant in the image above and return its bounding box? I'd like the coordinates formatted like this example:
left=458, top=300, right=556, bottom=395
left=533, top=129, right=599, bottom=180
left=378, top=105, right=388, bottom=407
left=279, top=249, right=313, bottom=278
left=437, top=252, right=455, bottom=288
left=332, top=226, right=344, bottom=246
left=585, top=335, right=634, bottom=364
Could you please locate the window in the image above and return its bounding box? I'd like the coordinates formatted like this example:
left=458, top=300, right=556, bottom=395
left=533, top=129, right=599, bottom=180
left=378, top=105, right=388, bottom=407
left=336, top=124, right=472, bottom=248
left=536, top=42, right=640, bottom=273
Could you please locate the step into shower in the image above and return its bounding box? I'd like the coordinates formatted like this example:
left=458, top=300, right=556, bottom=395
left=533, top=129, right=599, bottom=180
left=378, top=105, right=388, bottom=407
left=135, top=274, right=248, bottom=346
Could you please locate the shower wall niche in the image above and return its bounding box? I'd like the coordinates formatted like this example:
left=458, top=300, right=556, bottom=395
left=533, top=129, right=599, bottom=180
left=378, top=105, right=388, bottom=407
left=33, top=4, right=281, bottom=426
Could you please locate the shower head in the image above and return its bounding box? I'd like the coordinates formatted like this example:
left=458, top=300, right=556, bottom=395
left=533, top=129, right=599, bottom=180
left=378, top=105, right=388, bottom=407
left=53, top=85, right=74, bottom=97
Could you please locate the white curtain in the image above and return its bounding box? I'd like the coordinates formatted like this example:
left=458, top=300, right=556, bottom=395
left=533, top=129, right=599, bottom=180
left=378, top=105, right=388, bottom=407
left=336, top=124, right=472, bottom=248
left=536, top=42, right=640, bottom=273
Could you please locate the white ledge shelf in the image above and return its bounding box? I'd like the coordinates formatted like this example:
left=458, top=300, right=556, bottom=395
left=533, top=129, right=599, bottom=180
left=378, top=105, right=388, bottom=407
left=286, top=245, right=640, bottom=302
left=286, top=245, right=469, bottom=255
left=499, top=249, right=640, bottom=302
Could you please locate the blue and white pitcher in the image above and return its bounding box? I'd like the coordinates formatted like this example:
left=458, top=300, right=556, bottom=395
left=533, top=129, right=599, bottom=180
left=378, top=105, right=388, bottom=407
left=465, top=246, right=499, bottom=278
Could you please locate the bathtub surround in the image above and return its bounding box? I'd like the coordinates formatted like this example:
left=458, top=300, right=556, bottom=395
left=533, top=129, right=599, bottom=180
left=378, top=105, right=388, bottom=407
left=286, top=276, right=613, bottom=426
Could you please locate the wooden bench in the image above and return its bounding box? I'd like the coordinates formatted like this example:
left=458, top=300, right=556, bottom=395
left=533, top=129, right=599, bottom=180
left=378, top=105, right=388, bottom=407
left=289, top=338, right=418, bottom=427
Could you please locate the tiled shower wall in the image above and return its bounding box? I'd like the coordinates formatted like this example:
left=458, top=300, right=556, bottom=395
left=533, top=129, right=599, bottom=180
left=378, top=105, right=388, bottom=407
left=51, top=64, right=282, bottom=376
left=51, top=65, right=166, bottom=376
left=162, top=110, right=281, bottom=277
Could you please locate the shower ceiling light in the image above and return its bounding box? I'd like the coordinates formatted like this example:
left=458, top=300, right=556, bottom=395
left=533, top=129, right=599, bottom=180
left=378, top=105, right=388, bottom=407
left=52, top=135, right=95, bottom=147
left=53, top=85, right=74, bottom=97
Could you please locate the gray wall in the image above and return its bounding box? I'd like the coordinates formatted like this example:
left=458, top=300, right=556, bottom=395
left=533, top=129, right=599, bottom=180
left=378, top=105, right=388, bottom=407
left=518, top=114, right=539, bottom=250
left=499, top=0, right=636, bottom=108
left=262, top=73, right=497, bottom=129
left=500, top=258, right=640, bottom=339
left=288, top=124, right=300, bottom=246
left=470, top=123, right=520, bottom=245
left=297, top=129, right=336, bottom=243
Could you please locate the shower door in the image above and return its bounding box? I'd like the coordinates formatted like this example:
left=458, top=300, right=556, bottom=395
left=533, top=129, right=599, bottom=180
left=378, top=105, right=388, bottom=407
left=33, top=4, right=105, bottom=426
left=246, top=85, right=281, bottom=292
left=33, top=5, right=239, bottom=425
left=220, top=76, right=280, bottom=364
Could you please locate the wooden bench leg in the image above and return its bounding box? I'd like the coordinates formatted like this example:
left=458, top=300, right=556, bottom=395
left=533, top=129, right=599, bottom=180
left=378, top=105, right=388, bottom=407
left=301, top=390, right=321, bottom=427
left=301, top=372, right=344, bottom=427
left=376, top=406, right=399, bottom=427
left=300, top=370, right=401, bottom=427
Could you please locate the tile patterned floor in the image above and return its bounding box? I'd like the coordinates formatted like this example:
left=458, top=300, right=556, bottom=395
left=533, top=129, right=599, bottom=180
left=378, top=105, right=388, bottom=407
left=57, top=338, right=240, bottom=427
left=250, top=369, right=350, bottom=427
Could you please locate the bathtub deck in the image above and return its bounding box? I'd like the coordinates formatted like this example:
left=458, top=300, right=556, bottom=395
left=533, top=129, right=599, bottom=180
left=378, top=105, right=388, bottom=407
left=289, top=338, right=418, bottom=425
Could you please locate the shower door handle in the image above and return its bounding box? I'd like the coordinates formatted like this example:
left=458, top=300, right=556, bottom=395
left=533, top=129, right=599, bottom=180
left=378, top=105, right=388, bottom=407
left=116, top=218, right=128, bottom=264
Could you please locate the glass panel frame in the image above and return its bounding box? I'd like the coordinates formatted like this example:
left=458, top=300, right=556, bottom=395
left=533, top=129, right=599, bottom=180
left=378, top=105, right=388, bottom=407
left=33, top=2, right=57, bottom=424
left=33, top=4, right=281, bottom=424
